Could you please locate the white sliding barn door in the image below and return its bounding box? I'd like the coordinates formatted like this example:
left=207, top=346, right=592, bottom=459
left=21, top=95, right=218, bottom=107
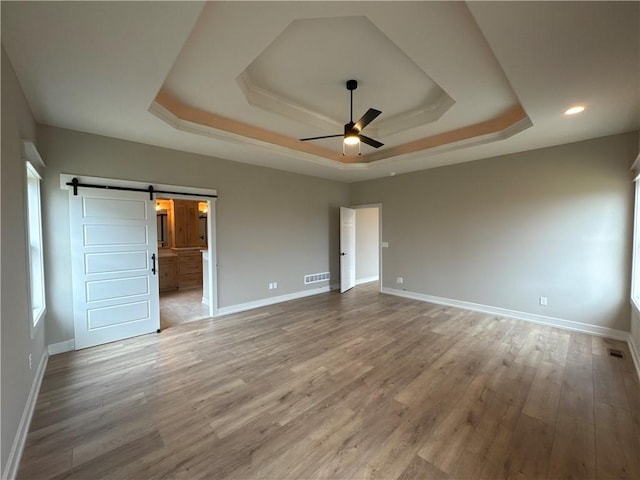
left=340, top=207, right=356, bottom=293
left=70, top=189, right=160, bottom=349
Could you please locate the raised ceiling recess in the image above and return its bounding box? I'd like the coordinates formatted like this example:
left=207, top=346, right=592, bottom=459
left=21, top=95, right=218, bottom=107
left=151, top=2, right=532, bottom=167
left=237, top=16, right=454, bottom=140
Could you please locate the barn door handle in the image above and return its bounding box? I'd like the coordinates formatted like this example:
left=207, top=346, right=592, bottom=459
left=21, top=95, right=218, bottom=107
left=151, top=254, right=157, bottom=275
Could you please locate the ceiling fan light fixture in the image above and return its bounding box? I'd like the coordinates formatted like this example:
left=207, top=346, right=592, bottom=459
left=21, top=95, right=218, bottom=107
left=299, top=80, right=383, bottom=150
left=344, top=134, right=360, bottom=145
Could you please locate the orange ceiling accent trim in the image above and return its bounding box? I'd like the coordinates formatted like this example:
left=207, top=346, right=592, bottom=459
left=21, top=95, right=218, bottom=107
left=155, top=90, right=528, bottom=165
left=156, top=90, right=358, bottom=164
left=362, top=104, right=529, bottom=163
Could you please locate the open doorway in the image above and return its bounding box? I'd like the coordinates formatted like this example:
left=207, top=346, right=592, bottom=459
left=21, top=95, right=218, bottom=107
left=156, top=198, right=211, bottom=330
left=340, top=204, right=382, bottom=293
left=354, top=206, right=380, bottom=287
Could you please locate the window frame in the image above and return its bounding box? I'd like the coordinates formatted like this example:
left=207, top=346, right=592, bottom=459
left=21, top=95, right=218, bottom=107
left=632, top=168, right=640, bottom=315
left=23, top=141, right=46, bottom=335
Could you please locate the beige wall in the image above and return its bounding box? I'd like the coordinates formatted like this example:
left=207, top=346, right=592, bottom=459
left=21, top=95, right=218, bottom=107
left=35, top=127, right=640, bottom=342
left=37, top=125, right=350, bottom=345
left=1, top=47, right=47, bottom=473
left=351, top=132, right=638, bottom=332
left=355, top=207, right=379, bottom=282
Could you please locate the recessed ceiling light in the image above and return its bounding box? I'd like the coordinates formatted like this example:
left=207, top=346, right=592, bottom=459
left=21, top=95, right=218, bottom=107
left=564, top=105, right=585, bottom=116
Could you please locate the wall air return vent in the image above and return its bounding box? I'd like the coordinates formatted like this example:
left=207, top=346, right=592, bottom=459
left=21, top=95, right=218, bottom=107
left=304, top=272, right=330, bottom=284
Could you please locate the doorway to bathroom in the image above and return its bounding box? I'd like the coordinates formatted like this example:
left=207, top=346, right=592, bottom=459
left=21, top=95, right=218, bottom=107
left=155, top=197, right=213, bottom=330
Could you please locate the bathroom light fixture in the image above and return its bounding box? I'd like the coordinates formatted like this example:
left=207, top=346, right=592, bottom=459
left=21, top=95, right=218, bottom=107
left=155, top=203, right=162, bottom=211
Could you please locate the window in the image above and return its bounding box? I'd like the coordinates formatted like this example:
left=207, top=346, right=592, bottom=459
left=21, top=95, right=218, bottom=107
left=631, top=166, right=640, bottom=312
left=26, top=160, right=45, bottom=326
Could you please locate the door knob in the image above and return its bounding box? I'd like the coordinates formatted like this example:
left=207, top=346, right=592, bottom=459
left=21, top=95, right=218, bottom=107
left=340, top=252, right=346, bottom=256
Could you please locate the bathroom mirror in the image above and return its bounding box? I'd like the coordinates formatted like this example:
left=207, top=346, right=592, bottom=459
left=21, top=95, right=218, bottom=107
left=157, top=208, right=169, bottom=247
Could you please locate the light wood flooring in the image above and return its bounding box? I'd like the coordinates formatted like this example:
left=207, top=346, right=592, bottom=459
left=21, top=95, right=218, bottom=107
left=18, top=285, right=640, bottom=479
left=160, top=288, right=210, bottom=330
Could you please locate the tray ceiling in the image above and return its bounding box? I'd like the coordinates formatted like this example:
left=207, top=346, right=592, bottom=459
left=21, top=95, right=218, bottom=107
left=2, top=1, right=638, bottom=181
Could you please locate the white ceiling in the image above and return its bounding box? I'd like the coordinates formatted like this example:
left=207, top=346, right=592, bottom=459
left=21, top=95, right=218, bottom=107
left=2, top=1, right=638, bottom=183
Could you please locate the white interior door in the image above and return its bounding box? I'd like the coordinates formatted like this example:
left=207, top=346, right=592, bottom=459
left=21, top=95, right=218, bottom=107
left=70, top=189, right=160, bottom=349
left=340, top=207, right=356, bottom=293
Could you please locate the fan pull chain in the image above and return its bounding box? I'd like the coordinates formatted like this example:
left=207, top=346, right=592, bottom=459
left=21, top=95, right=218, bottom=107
left=342, top=140, right=362, bottom=156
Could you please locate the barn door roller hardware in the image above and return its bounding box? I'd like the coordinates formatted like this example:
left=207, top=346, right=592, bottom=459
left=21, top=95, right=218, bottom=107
left=66, top=177, right=218, bottom=199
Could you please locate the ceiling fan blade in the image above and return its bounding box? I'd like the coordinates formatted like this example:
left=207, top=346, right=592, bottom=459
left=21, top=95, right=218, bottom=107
left=299, top=134, right=343, bottom=142
left=354, top=108, right=382, bottom=132
left=359, top=134, right=384, bottom=149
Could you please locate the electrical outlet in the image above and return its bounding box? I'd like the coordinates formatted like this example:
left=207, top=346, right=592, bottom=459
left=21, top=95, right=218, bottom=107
left=268, top=282, right=273, bottom=290
left=273, top=282, right=277, bottom=289
left=397, top=277, right=403, bottom=284
left=28, top=353, right=32, bottom=370
left=539, top=296, right=548, bottom=306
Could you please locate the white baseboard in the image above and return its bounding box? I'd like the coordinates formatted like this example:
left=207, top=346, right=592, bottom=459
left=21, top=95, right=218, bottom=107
left=47, top=339, right=75, bottom=355
left=216, top=284, right=339, bottom=317
left=382, top=287, right=630, bottom=342
left=3, top=351, right=48, bottom=480
left=356, top=276, right=379, bottom=285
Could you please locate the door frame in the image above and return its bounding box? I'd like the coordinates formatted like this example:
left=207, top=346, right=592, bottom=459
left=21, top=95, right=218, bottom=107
left=340, top=207, right=357, bottom=293
left=350, top=203, right=383, bottom=293
left=60, top=174, right=219, bottom=317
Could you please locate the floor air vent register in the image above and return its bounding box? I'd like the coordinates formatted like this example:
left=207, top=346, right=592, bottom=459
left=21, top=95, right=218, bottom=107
left=607, top=348, right=625, bottom=359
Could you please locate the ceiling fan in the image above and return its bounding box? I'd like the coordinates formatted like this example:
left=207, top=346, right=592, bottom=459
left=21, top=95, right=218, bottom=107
left=300, top=79, right=383, bottom=154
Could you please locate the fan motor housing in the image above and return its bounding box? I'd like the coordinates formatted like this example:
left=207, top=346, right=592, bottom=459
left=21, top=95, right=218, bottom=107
left=344, top=122, right=357, bottom=135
